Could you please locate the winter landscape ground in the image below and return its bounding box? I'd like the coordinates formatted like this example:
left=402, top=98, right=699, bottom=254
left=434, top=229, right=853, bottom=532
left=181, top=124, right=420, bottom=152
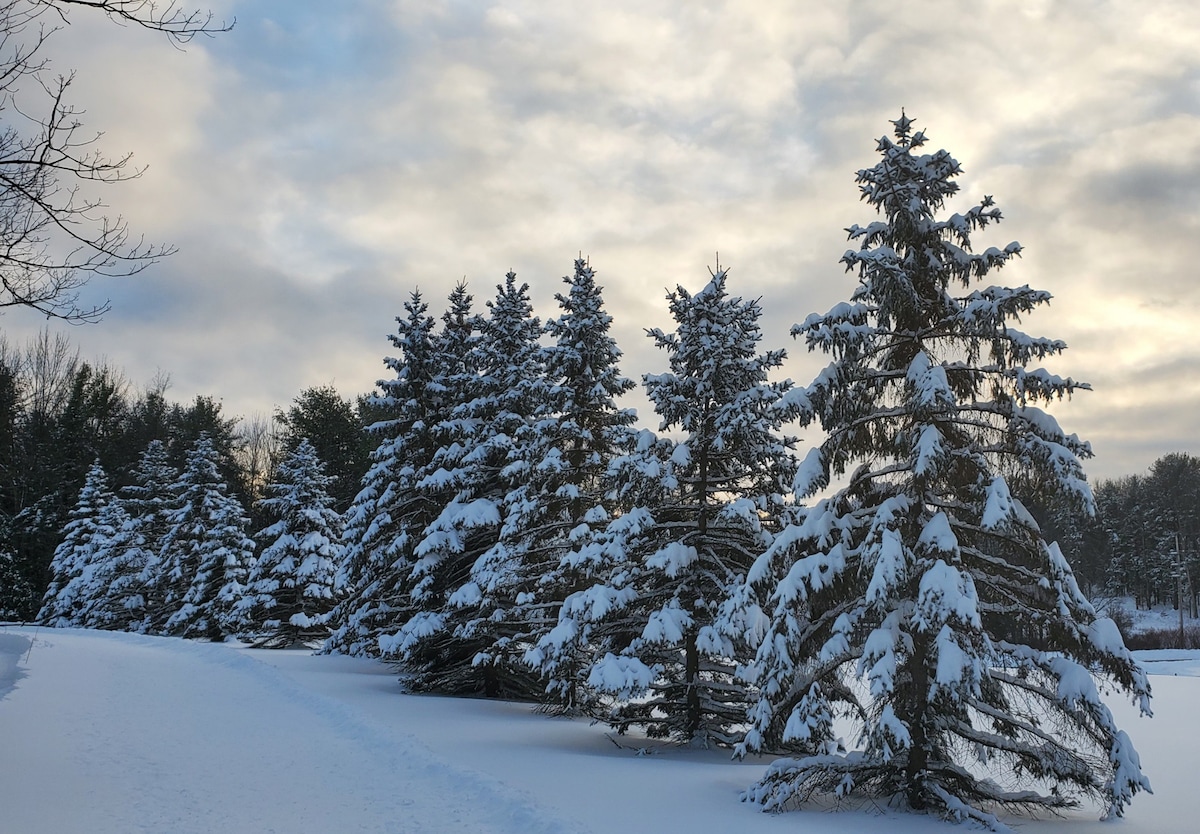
left=1, top=624, right=1195, bottom=834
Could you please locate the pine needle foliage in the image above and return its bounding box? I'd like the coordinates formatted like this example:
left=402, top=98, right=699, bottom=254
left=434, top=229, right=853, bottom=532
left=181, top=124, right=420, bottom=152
left=739, top=114, right=1151, bottom=825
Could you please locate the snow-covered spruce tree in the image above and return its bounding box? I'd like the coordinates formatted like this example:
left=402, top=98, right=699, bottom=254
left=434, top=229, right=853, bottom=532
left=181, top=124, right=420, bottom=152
left=382, top=271, right=549, bottom=699
left=81, top=507, right=144, bottom=632
left=463, top=258, right=640, bottom=712
left=38, top=460, right=127, bottom=627
left=118, top=439, right=182, bottom=633
left=323, top=285, right=472, bottom=657
left=525, top=427, right=678, bottom=716
left=535, top=267, right=800, bottom=745
left=739, top=114, right=1150, bottom=824
left=161, top=434, right=256, bottom=640
left=82, top=440, right=180, bottom=632
left=236, top=438, right=343, bottom=647
left=37, top=462, right=101, bottom=626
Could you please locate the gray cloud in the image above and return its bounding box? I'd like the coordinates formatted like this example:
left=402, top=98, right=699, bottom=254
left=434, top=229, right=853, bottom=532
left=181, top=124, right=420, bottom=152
left=1, top=0, right=1196, bottom=483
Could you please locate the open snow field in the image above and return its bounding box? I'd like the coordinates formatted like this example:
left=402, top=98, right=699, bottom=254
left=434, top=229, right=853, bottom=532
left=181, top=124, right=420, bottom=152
left=1, top=626, right=1195, bottom=833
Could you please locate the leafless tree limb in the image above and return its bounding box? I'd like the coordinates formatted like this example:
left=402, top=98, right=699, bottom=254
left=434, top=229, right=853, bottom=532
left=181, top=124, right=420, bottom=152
left=0, top=1, right=231, bottom=322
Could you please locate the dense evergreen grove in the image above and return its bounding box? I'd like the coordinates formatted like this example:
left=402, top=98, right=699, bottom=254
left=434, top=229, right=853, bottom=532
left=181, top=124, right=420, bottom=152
left=11, top=116, right=1193, bottom=823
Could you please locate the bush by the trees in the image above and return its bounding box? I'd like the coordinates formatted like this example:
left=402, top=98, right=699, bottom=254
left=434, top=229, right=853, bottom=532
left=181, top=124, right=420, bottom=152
left=0, top=538, right=33, bottom=621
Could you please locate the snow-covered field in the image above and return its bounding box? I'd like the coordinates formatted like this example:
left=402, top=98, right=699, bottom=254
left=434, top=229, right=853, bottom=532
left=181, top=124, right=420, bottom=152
left=1, top=626, right=1195, bottom=833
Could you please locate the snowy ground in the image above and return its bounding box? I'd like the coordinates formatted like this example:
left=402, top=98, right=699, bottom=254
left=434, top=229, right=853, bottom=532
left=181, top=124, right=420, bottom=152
left=1119, top=598, right=1200, bottom=637
left=1, top=626, right=1194, bottom=833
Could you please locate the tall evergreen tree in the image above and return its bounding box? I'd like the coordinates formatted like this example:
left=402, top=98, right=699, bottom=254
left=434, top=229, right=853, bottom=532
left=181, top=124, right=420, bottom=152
left=236, top=439, right=344, bottom=647
left=121, top=439, right=182, bottom=632
left=467, top=257, right=642, bottom=711
left=445, top=259, right=641, bottom=708
left=161, top=434, right=256, bottom=640
left=121, top=384, right=173, bottom=465
left=383, top=271, right=548, bottom=699
left=1142, top=454, right=1200, bottom=617
left=38, top=461, right=123, bottom=627
left=739, top=115, right=1150, bottom=824
left=533, top=267, right=800, bottom=745
left=324, top=286, right=466, bottom=657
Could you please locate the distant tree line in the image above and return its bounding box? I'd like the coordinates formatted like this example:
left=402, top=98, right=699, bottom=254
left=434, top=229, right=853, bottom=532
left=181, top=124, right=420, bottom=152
left=0, top=330, right=371, bottom=620
left=19, top=116, right=1171, bottom=825
left=1041, top=452, right=1200, bottom=620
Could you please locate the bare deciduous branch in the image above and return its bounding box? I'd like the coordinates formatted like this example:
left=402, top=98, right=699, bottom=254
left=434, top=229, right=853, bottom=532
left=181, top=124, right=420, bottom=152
left=0, top=1, right=230, bottom=322
left=41, top=1, right=232, bottom=45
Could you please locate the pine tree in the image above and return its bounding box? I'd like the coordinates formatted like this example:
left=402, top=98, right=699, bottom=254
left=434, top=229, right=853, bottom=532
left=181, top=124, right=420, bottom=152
left=161, top=434, right=256, bottom=640
left=119, top=439, right=182, bottom=632
left=236, top=438, right=343, bottom=647
left=740, top=114, right=1151, bottom=824
left=0, top=503, right=35, bottom=621
left=69, top=486, right=131, bottom=629
left=275, top=385, right=371, bottom=514
left=82, top=440, right=179, bottom=632
left=481, top=257, right=641, bottom=711
left=446, top=258, right=641, bottom=709
left=384, top=271, right=548, bottom=699
left=1100, top=474, right=1168, bottom=610
left=38, top=461, right=125, bottom=627
left=324, top=286, right=468, bottom=657
left=535, top=267, right=800, bottom=745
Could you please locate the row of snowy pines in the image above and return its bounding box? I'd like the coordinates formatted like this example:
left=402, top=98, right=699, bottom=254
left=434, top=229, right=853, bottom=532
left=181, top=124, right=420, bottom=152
left=38, top=435, right=340, bottom=648
left=37, top=115, right=1151, bottom=829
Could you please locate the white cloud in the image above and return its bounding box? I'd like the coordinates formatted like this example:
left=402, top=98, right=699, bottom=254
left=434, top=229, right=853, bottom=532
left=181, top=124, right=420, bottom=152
left=2, top=0, right=1197, bottom=482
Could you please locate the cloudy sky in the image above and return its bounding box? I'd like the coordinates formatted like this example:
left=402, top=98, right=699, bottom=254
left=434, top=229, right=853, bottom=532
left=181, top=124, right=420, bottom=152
left=7, top=0, right=1198, bottom=482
